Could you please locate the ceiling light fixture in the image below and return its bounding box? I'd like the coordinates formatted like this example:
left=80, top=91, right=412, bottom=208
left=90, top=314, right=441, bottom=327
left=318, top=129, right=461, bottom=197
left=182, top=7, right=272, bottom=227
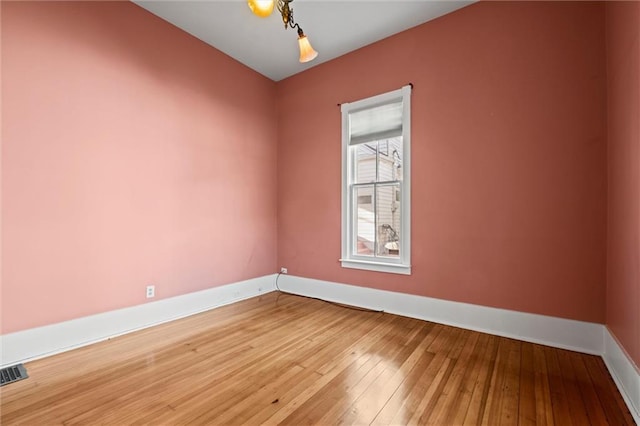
left=247, top=0, right=318, bottom=63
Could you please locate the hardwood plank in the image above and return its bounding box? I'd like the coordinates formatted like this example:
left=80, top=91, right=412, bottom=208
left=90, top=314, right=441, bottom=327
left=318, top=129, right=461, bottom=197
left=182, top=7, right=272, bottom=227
left=556, top=348, right=591, bottom=425
left=331, top=321, right=434, bottom=425
left=532, top=343, right=555, bottom=426
left=216, top=314, right=393, bottom=422
left=480, top=337, right=510, bottom=425
left=425, top=331, right=481, bottom=425
left=0, top=292, right=634, bottom=425
left=280, top=315, right=421, bottom=425
left=66, top=297, right=342, bottom=424
left=403, top=327, right=464, bottom=425
left=446, top=332, right=491, bottom=425
left=518, top=342, right=537, bottom=426
left=369, top=346, right=436, bottom=425
left=378, top=325, right=452, bottom=425
left=544, top=344, right=574, bottom=425
left=478, top=337, right=522, bottom=426
left=499, top=339, right=521, bottom=425
left=244, top=313, right=401, bottom=425
left=583, top=355, right=636, bottom=425
left=568, top=351, right=609, bottom=426
left=462, top=333, right=500, bottom=426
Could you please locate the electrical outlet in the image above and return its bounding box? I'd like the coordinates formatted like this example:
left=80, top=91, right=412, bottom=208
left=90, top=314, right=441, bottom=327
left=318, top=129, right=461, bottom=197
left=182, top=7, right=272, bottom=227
left=146, top=285, right=155, bottom=299
left=280, top=267, right=288, bottom=274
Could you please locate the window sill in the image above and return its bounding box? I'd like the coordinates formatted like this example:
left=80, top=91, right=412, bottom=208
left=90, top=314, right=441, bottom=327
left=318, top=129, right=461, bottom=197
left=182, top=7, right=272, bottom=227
left=340, top=259, right=411, bottom=275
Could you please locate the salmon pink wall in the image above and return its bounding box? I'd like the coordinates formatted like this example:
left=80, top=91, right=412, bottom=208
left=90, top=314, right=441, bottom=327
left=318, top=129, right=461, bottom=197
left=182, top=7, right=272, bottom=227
left=605, top=1, right=640, bottom=367
left=277, top=2, right=607, bottom=323
left=1, top=2, right=278, bottom=333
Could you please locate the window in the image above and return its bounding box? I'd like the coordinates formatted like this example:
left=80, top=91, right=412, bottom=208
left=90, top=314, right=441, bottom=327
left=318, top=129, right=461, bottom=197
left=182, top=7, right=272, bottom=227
left=341, top=86, right=411, bottom=274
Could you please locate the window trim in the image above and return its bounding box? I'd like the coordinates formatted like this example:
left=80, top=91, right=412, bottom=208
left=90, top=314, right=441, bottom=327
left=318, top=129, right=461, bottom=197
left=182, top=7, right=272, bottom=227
left=340, top=85, right=411, bottom=275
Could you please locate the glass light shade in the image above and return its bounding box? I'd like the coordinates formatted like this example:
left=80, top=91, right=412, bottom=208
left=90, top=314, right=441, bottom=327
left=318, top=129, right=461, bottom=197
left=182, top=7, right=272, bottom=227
left=298, top=35, right=318, bottom=63
left=247, top=0, right=274, bottom=17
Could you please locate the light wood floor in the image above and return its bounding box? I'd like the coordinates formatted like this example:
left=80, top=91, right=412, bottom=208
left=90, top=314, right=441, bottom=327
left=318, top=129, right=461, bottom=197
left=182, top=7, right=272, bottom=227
left=0, top=292, right=635, bottom=425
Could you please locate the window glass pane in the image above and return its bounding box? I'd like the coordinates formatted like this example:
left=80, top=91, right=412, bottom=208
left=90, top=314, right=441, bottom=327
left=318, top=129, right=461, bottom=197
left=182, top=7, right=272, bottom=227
left=354, top=185, right=375, bottom=256
left=376, top=139, right=396, bottom=182
left=376, top=184, right=401, bottom=258
left=355, top=143, right=378, bottom=183
left=388, top=137, right=403, bottom=182
left=379, top=140, right=389, bottom=156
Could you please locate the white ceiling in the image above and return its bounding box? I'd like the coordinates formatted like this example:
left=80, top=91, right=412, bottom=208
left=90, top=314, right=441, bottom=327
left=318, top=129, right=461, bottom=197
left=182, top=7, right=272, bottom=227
left=133, top=0, right=473, bottom=81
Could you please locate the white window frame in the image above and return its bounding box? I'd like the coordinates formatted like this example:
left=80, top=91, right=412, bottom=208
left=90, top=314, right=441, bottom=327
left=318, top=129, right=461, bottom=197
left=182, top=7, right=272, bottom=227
left=340, top=85, right=411, bottom=275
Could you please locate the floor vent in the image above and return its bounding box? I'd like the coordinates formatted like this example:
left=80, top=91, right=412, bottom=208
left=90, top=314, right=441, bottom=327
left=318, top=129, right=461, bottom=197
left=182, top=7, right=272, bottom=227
left=0, top=364, right=29, bottom=387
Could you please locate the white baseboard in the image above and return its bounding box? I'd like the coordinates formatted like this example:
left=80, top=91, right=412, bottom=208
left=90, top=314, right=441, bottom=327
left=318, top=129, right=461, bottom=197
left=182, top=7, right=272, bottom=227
left=277, top=275, right=605, bottom=355
left=3, top=272, right=637, bottom=423
left=277, top=275, right=640, bottom=422
left=603, top=328, right=640, bottom=424
left=0, top=275, right=277, bottom=368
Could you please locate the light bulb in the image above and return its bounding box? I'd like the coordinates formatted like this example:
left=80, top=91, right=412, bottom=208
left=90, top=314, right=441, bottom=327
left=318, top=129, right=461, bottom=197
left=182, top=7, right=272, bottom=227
left=247, top=0, right=274, bottom=18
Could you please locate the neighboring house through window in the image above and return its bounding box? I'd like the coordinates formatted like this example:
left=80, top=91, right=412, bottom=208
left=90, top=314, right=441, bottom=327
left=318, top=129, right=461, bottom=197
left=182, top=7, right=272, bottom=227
left=341, top=85, right=411, bottom=274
